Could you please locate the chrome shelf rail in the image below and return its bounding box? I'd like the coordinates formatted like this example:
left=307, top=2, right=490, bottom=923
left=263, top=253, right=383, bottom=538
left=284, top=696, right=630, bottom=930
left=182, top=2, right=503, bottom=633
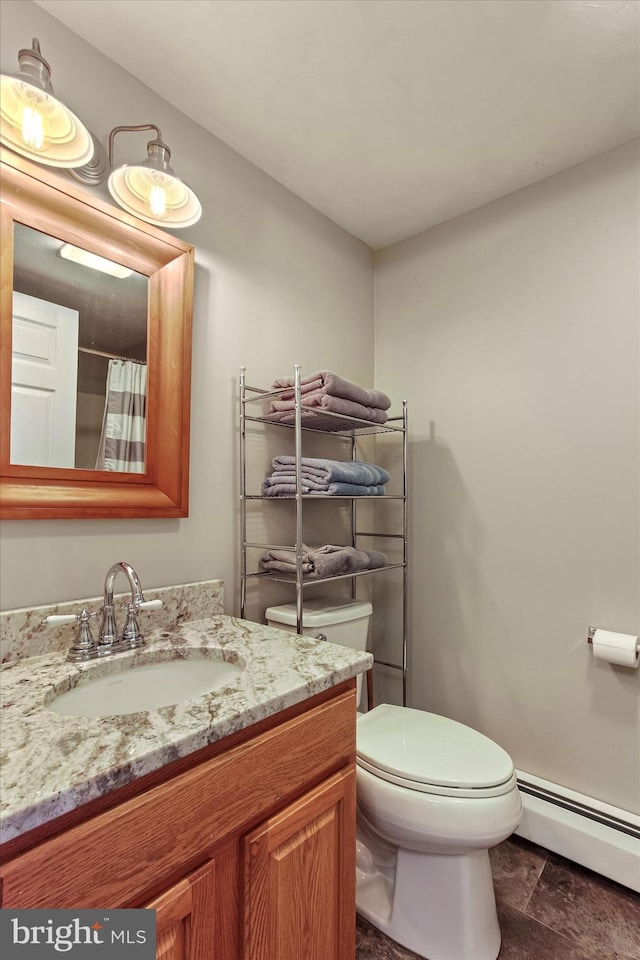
left=240, top=365, right=408, bottom=707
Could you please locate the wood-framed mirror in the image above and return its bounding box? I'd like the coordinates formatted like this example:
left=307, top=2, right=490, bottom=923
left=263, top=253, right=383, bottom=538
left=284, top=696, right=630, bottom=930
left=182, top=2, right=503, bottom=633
left=0, top=149, right=194, bottom=519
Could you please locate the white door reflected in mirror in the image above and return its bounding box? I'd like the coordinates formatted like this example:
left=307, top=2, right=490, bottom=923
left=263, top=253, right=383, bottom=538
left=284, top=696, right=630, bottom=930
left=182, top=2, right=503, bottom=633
left=11, top=291, right=79, bottom=468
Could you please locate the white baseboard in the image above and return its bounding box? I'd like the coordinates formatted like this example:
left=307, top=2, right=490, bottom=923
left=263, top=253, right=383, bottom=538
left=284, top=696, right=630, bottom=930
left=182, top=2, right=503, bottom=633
left=515, top=771, right=640, bottom=893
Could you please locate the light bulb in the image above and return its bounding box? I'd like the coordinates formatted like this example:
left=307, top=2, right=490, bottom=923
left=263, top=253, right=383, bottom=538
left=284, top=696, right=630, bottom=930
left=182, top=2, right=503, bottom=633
left=21, top=105, right=44, bottom=147
left=12, top=81, right=52, bottom=153
left=149, top=184, right=168, bottom=218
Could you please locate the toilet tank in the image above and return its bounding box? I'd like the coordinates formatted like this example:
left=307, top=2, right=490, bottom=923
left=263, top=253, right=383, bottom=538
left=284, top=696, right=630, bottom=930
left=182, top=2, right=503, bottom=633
left=265, top=597, right=372, bottom=708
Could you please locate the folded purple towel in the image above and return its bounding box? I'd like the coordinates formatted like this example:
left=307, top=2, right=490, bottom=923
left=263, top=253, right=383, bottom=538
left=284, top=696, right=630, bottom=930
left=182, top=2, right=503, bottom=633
left=271, top=371, right=391, bottom=411
left=265, top=409, right=379, bottom=432
left=269, top=393, right=389, bottom=425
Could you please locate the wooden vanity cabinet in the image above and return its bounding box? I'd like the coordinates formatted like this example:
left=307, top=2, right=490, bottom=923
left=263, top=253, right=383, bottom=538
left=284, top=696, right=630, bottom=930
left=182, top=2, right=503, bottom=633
left=150, top=857, right=219, bottom=960
left=243, top=767, right=356, bottom=960
left=0, top=683, right=357, bottom=960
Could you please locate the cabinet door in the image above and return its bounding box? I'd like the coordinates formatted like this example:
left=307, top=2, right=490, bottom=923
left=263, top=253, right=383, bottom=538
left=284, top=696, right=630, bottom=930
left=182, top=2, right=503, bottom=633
left=243, top=767, right=356, bottom=960
left=149, top=856, right=221, bottom=960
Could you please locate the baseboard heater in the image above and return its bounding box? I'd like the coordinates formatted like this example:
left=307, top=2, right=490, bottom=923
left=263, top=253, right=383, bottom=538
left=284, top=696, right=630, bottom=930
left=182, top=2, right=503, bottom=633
left=515, top=771, right=640, bottom=893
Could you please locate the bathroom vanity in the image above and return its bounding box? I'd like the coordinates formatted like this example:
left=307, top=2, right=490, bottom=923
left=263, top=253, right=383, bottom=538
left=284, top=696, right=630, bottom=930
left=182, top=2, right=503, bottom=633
left=0, top=613, right=371, bottom=959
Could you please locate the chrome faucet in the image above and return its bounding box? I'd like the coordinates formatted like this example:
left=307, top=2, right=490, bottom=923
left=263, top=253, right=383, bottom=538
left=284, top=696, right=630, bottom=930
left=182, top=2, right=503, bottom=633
left=40, top=563, right=163, bottom=662
left=97, top=561, right=161, bottom=656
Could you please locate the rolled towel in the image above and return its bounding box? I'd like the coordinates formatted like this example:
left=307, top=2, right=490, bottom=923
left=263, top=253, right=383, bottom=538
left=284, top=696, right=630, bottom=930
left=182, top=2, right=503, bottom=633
left=362, top=549, right=388, bottom=569
left=271, top=371, right=391, bottom=411
left=272, top=457, right=390, bottom=486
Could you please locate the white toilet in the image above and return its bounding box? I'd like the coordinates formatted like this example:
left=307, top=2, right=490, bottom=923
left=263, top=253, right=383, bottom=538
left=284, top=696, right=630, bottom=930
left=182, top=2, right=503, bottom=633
left=266, top=598, right=522, bottom=960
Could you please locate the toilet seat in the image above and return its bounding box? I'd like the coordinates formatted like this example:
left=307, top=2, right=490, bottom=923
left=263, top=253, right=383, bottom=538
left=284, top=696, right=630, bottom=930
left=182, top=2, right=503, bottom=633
left=357, top=704, right=516, bottom=799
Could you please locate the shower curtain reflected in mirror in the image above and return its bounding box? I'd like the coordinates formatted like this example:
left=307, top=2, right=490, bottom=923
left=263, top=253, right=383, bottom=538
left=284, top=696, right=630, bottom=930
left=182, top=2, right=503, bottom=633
left=95, top=359, right=147, bottom=472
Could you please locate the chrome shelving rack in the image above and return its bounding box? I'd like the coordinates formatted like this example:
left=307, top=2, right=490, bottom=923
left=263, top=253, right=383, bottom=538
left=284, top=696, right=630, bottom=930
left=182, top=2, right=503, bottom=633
left=239, top=364, right=408, bottom=706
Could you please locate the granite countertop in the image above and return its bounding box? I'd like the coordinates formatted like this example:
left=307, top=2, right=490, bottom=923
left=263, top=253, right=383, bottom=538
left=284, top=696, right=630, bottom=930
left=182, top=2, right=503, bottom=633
left=0, top=614, right=372, bottom=845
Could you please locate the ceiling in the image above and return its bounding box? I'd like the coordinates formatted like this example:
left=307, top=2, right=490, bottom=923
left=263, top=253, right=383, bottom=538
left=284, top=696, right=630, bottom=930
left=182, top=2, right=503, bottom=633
left=36, top=0, right=639, bottom=249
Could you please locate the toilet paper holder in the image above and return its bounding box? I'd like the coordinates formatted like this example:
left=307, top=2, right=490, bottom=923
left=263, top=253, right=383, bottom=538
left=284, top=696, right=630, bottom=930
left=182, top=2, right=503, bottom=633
left=587, top=625, right=639, bottom=648
left=586, top=625, right=640, bottom=670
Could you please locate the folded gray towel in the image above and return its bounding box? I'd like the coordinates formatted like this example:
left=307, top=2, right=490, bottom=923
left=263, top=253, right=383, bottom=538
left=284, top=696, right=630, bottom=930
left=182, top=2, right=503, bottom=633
left=310, top=545, right=388, bottom=574
left=259, top=547, right=315, bottom=576
left=259, top=544, right=388, bottom=578
left=272, top=457, right=390, bottom=486
left=272, top=371, right=391, bottom=411
left=262, top=480, right=385, bottom=497
left=262, top=478, right=317, bottom=495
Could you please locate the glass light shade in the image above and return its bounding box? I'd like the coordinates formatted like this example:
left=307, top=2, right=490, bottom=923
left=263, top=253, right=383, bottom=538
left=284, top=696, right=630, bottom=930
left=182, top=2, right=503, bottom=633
left=0, top=75, right=94, bottom=168
left=108, top=164, right=202, bottom=229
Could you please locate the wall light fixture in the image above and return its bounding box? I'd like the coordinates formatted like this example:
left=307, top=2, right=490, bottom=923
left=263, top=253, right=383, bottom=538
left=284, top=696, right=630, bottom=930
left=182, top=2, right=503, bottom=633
left=105, top=124, right=202, bottom=229
left=0, top=38, right=94, bottom=168
left=1, top=39, right=202, bottom=230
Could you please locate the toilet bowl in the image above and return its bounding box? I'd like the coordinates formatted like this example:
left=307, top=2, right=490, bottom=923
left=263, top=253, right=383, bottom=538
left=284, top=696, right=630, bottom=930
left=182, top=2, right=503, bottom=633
left=265, top=599, right=522, bottom=960
left=356, top=704, right=522, bottom=960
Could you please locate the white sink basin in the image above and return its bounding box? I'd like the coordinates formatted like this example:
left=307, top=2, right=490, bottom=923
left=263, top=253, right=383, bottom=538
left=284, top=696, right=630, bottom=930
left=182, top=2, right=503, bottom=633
left=48, top=657, right=243, bottom=717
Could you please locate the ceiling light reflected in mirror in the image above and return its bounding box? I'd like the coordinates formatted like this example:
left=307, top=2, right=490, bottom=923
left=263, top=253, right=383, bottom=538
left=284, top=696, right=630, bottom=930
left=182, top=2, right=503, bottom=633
left=59, top=243, right=134, bottom=279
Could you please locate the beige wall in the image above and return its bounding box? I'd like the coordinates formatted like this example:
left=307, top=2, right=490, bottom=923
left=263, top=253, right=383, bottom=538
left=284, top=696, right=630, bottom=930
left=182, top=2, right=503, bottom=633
left=0, top=1, right=374, bottom=613
left=374, top=140, right=640, bottom=813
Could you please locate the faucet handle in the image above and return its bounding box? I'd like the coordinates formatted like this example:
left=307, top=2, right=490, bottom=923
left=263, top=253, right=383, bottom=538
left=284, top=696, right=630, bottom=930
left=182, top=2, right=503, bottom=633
left=116, top=599, right=162, bottom=611
left=41, top=614, right=78, bottom=626
left=67, top=609, right=98, bottom=662
left=137, top=598, right=163, bottom=611
left=117, top=597, right=163, bottom=650
left=41, top=609, right=98, bottom=662
left=120, top=601, right=145, bottom=650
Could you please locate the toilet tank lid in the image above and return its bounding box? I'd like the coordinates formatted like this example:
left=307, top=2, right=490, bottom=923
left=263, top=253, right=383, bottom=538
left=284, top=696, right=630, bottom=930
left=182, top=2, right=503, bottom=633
left=357, top=704, right=515, bottom=790
left=265, top=597, right=373, bottom=627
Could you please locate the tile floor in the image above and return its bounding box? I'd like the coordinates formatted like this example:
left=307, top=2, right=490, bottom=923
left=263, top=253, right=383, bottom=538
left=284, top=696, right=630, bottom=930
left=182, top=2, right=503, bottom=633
left=355, top=835, right=640, bottom=960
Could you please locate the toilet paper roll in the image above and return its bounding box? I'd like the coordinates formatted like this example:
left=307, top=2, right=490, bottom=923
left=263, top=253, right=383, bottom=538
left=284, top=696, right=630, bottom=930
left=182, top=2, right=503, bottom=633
left=592, top=629, right=639, bottom=668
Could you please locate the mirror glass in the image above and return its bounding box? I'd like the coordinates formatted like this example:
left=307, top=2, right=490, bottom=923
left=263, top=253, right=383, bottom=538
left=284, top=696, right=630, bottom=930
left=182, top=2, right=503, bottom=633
left=11, top=223, right=148, bottom=472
